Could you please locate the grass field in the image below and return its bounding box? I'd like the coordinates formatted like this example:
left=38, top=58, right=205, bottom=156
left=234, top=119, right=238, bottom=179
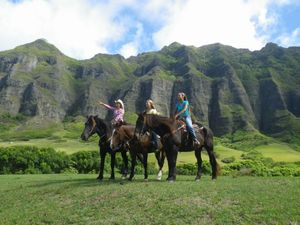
left=0, top=138, right=98, bottom=154
left=254, top=143, right=300, bottom=162
left=0, top=174, right=299, bottom=225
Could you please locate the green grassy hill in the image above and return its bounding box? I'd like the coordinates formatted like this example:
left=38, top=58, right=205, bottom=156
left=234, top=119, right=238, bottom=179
left=1, top=114, right=300, bottom=164
left=0, top=174, right=299, bottom=225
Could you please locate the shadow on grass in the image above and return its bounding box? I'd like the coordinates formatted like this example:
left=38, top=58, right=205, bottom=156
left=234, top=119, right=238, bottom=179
left=29, top=175, right=217, bottom=189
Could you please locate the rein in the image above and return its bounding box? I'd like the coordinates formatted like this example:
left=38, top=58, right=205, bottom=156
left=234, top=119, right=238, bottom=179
left=171, top=124, right=185, bottom=134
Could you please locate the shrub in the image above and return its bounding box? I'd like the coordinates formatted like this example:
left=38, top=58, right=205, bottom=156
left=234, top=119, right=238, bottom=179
left=134, top=161, right=157, bottom=175
left=176, top=161, right=212, bottom=175
left=71, top=151, right=100, bottom=174
left=221, top=156, right=235, bottom=164
left=0, top=146, right=70, bottom=174
left=241, top=150, right=263, bottom=160
left=1, top=146, right=299, bottom=177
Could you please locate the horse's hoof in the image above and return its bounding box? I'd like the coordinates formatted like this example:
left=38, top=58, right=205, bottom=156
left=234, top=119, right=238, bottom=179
left=96, top=176, right=103, bottom=180
left=195, top=176, right=201, bottom=181
left=166, top=177, right=175, bottom=183
left=144, top=178, right=148, bottom=182
left=157, top=171, right=162, bottom=180
left=212, top=178, right=217, bottom=182
left=128, top=177, right=133, bottom=181
left=109, top=177, right=115, bottom=180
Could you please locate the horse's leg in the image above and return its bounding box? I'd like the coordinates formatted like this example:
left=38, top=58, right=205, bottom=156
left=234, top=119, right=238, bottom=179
left=166, top=145, right=178, bottom=182
left=160, top=151, right=166, bottom=179
left=110, top=152, right=116, bottom=180
left=194, top=148, right=203, bottom=181
left=121, top=149, right=128, bottom=179
left=128, top=151, right=137, bottom=181
left=165, top=148, right=172, bottom=181
left=143, top=152, right=148, bottom=180
left=155, top=150, right=164, bottom=180
left=97, top=148, right=106, bottom=180
left=206, top=145, right=218, bottom=180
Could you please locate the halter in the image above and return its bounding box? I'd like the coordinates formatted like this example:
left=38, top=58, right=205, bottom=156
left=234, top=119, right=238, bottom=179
left=88, top=116, right=97, bottom=136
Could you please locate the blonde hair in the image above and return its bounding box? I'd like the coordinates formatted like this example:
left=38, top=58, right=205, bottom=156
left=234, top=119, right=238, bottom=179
left=146, top=99, right=156, bottom=109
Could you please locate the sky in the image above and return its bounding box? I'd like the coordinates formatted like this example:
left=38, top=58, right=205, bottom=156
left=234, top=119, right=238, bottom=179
left=0, top=0, right=299, bottom=59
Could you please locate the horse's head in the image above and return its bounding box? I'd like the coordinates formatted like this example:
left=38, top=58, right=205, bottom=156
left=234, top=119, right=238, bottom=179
left=135, top=112, right=148, bottom=138
left=110, top=124, right=123, bottom=151
left=81, top=115, right=98, bottom=141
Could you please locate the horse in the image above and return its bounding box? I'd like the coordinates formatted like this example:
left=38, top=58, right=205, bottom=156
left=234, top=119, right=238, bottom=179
left=135, top=113, right=219, bottom=182
left=110, top=124, right=165, bottom=181
left=80, top=115, right=129, bottom=180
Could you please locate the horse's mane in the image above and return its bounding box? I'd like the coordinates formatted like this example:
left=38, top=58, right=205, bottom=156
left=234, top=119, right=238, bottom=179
left=93, top=116, right=113, bottom=136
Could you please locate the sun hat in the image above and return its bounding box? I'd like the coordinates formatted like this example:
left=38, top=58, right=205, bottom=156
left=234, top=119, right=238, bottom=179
left=114, top=99, right=124, bottom=109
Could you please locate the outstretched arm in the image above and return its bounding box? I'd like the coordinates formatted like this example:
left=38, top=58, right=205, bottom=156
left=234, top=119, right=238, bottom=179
left=98, top=101, right=114, bottom=110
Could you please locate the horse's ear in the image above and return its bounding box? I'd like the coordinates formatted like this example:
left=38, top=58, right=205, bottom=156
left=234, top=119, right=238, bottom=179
left=86, top=115, right=89, bottom=119
left=95, top=115, right=98, bottom=118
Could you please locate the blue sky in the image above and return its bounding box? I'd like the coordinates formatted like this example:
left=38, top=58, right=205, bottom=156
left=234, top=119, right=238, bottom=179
left=0, top=0, right=299, bottom=59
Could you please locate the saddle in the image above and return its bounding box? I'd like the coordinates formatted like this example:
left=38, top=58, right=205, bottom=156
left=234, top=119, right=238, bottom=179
left=177, top=119, right=204, bottom=147
left=177, top=119, right=203, bottom=133
left=112, top=120, right=127, bottom=129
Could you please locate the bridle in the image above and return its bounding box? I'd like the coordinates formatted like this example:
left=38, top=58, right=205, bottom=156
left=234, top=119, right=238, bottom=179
left=87, top=116, right=97, bottom=136
left=87, top=117, right=107, bottom=141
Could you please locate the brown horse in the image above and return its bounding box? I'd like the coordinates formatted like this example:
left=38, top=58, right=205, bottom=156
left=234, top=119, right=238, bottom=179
left=110, top=124, right=165, bottom=181
left=135, top=113, right=219, bottom=182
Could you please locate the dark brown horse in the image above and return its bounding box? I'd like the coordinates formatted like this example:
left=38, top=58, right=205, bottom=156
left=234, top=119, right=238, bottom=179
left=80, top=115, right=129, bottom=180
left=135, top=113, right=219, bottom=182
left=110, top=124, right=165, bottom=181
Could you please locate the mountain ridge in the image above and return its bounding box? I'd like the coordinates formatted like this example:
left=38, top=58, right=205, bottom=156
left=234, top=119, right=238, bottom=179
left=0, top=39, right=300, bottom=142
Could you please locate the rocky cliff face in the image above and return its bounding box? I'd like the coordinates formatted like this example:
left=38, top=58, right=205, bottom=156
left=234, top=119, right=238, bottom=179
left=0, top=39, right=300, bottom=137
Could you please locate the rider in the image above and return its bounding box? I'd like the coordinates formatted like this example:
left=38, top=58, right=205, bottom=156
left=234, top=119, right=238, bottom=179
left=98, top=99, right=125, bottom=126
left=174, top=92, right=200, bottom=145
left=145, top=99, right=160, bottom=151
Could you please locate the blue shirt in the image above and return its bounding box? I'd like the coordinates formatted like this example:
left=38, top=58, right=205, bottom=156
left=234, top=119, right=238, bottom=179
left=176, top=100, right=190, bottom=118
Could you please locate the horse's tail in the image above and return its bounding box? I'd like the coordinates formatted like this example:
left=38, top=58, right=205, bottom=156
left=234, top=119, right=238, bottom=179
left=216, top=162, right=221, bottom=176
left=202, top=127, right=221, bottom=176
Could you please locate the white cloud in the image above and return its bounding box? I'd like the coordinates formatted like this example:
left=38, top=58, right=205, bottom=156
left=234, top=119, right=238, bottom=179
left=0, top=0, right=297, bottom=59
left=152, top=0, right=289, bottom=51
left=119, top=42, right=138, bottom=58
left=0, top=0, right=127, bottom=59
left=119, top=22, right=143, bottom=58
left=276, top=28, right=300, bottom=46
